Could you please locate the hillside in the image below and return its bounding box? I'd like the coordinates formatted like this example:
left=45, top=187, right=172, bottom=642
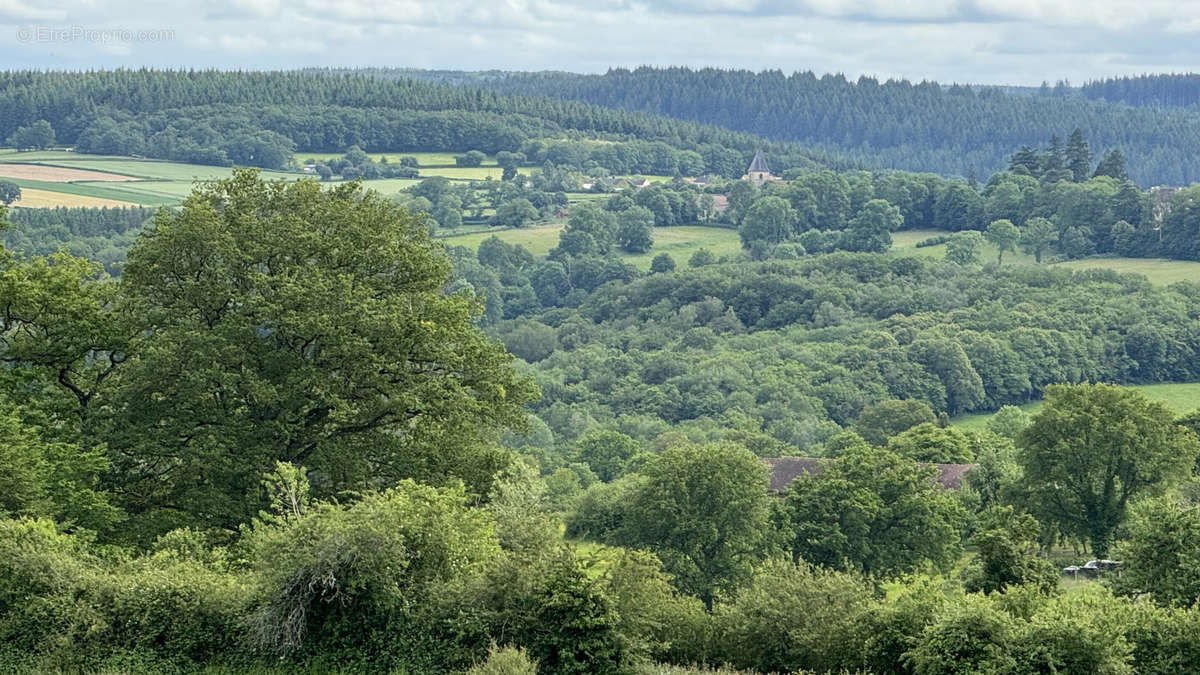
left=406, top=66, right=1200, bottom=185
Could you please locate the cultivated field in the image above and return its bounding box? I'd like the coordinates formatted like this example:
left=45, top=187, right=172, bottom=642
left=0, top=163, right=136, bottom=182
left=12, top=187, right=136, bottom=208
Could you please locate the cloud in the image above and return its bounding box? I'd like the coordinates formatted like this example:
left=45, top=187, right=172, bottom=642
left=1, top=0, right=1200, bottom=84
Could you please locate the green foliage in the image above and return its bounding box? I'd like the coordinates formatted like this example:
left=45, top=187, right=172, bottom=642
left=780, top=445, right=967, bottom=577
left=597, top=548, right=709, bottom=666
left=1019, top=217, right=1057, bottom=263
left=1019, top=383, right=1199, bottom=556
left=494, top=198, right=540, bottom=227
left=712, top=558, right=870, bottom=674
left=98, top=170, right=535, bottom=538
left=650, top=253, right=676, bottom=273
left=886, top=423, right=975, bottom=463
left=8, top=119, right=56, bottom=150
left=471, top=549, right=626, bottom=675
left=575, top=430, right=642, bottom=482
left=244, top=481, right=501, bottom=665
left=985, top=404, right=1030, bottom=439
left=467, top=644, right=539, bottom=675
left=962, top=506, right=1058, bottom=594
left=852, top=398, right=938, bottom=446
left=0, top=397, right=120, bottom=531
left=0, top=181, right=19, bottom=205
left=1113, top=498, right=1200, bottom=607
left=616, top=206, right=655, bottom=254
left=984, top=219, right=1020, bottom=264
left=687, top=247, right=716, bottom=267
left=945, top=230, right=985, bottom=265
left=616, top=442, right=770, bottom=605
left=904, top=594, right=1017, bottom=675
left=738, top=195, right=795, bottom=249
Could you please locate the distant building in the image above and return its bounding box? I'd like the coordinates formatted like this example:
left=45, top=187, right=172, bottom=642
left=741, top=150, right=778, bottom=185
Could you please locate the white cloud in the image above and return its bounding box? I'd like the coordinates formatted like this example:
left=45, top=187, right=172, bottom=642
left=2, top=0, right=1200, bottom=84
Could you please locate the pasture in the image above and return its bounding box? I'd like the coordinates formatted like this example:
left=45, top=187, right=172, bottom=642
left=892, top=229, right=1200, bottom=285
left=953, top=381, right=1200, bottom=430
left=440, top=223, right=741, bottom=270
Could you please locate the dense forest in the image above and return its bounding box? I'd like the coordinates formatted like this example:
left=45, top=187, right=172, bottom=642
left=405, top=66, right=1200, bottom=185
left=1081, top=73, right=1200, bottom=107
left=0, top=70, right=843, bottom=173
left=5, top=171, right=1200, bottom=675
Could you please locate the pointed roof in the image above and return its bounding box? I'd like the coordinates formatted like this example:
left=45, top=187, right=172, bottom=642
left=747, top=150, right=770, bottom=174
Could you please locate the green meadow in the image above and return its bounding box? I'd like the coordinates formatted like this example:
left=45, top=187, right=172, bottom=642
left=891, top=229, right=1200, bottom=285
left=440, top=223, right=741, bottom=270
left=953, top=381, right=1200, bottom=430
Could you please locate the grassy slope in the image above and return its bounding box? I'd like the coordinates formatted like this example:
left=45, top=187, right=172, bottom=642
left=953, top=381, right=1200, bottom=430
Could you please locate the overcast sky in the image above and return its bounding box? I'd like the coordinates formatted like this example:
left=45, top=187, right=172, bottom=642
left=2, top=0, right=1200, bottom=85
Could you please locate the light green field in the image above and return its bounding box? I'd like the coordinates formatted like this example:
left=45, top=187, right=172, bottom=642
left=953, top=382, right=1200, bottom=430
left=1, top=176, right=176, bottom=206
left=892, top=229, right=1200, bottom=285
left=624, top=226, right=742, bottom=269
left=891, top=229, right=1038, bottom=265
left=1054, top=257, right=1200, bottom=285
left=423, top=166, right=504, bottom=180
left=444, top=224, right=563, bottom=257
left=441, top=224, right=742, bottom=269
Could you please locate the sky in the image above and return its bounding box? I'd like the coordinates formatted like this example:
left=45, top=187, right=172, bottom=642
left=2, top=0, right=1200, bottom=85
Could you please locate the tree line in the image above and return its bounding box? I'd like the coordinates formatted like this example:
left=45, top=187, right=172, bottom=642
left=0, top=70, right=843, bottom=172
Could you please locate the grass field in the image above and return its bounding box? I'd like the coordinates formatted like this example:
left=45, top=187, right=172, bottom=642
left=625, top=226, right=742, bottom=269
left=4, top=177, right=176, bottom=206
left=423, top=166, right=504, bottom=180
left=953, top=381, right=1200, bottom=430
left=444, top=224, right=564, bottom=257
left=892, top=229, right=1200, bottom=285
left=1054, top=257, right=1200, bottom=285
left=441, top=223, right=742, bottom=269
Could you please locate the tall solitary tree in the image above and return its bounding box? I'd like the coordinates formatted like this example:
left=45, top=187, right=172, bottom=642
left=1065, top=128, right=1093, bottom=182
left=1019, top=217, right=1057, bottom=263
left=100, top=170, right=538, bottom=538
left=984, top=219, right=1020, bottom=264
left=1018, top=383, right=1198, bottom=556
left=617, top=442, right=769, bottom=606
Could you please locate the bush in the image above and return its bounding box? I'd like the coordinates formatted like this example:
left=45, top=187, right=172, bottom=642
left=915, top=234, right=953, bottom=248
left=712, top=558, right=870, bottom=674
left=467, top=644, right=539, bottom=675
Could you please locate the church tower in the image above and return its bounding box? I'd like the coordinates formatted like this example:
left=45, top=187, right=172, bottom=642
left=743, top=150, right=774, bottom=185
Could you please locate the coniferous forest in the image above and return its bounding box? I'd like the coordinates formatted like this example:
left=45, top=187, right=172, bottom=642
left=416, top=66, right=1200, bottom=185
